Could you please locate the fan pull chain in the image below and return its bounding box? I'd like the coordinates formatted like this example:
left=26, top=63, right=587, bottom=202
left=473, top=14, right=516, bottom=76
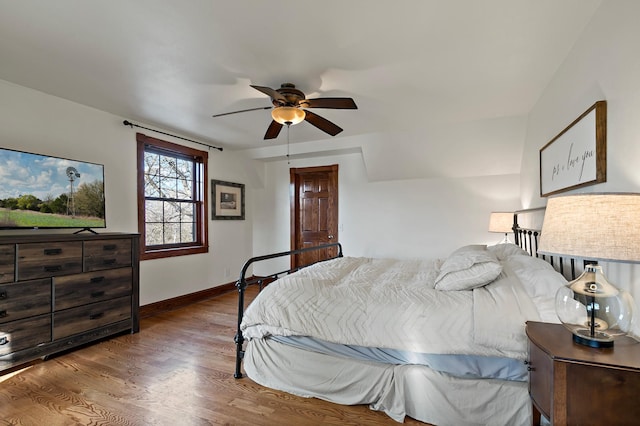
left=286, top=122, right=291, bottom=164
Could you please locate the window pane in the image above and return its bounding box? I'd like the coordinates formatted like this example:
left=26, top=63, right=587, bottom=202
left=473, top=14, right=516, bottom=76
left=163, top=202, right=180, bottom=223
left=163, top=222, right=180, bottom=244
left=180, top=203, right=194, bottom=222
left=145, top=176, right=160, bottom=197
left=180, top=222, right=196, bottom=243
left=145, top=200, right=163, bottom=222
left=177, top=176, right=191, bottom=199
left=159, top=176, right=178, bottom=200
left=144, top=152, right=160, bottom=176
left=177, top=158, right=192, bottom=181
left=160, top=155, right=177, bottom=178
left=144, top=152, right=160, bottom=197
left=145, top=222, right=164, bottom=246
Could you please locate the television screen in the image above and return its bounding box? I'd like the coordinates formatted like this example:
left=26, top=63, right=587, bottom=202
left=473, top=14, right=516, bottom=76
left=0, top=147, right=106, bottom=229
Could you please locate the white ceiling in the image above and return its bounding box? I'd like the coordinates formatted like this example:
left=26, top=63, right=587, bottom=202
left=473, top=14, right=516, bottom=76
left=0, top=1, right=602, bottom=169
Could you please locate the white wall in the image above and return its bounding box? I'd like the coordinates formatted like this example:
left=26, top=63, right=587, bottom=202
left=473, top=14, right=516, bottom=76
left=251, top=150, right=521, bottom=275
left=0, top=79, right=253, bottom=305
left=519, top=0, right=640, bottom=334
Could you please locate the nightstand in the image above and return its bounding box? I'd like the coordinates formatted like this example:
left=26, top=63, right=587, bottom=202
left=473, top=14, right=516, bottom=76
left=526, top=321, right=640, bottom=426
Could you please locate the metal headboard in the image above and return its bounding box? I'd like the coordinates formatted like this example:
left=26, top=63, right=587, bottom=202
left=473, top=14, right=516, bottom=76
left=512, top=207, right=577, bottom=280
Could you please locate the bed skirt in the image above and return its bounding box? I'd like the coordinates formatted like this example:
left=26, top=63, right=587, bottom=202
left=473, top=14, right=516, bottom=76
left=244, top=338, right=531, bottom=425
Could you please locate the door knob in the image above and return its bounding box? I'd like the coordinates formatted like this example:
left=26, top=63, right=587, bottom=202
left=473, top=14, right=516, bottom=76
left=328, top=235, right=334, bottom=239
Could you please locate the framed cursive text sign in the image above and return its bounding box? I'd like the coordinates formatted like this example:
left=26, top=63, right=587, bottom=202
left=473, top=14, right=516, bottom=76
left=539, top=101, right=606, bottom=197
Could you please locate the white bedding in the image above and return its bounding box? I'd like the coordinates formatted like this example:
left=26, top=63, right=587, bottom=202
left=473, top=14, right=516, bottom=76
left=245, top=335, right=532, bottom=426
left=241, top=253, right=565, bottom=361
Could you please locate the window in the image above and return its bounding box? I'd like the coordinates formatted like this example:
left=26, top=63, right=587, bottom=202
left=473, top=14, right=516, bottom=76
left=136, top=133, right=208, bottom=260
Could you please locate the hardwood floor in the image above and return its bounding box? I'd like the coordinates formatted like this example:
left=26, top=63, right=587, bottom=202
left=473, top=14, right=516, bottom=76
left=0, top=287, right=428, bottom=425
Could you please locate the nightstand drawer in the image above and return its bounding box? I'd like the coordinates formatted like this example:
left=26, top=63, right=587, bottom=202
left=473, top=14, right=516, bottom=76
left=565, top=362, right=640, bottom=424
left=0, top=244, right=15, bottom=283
left=54, top=268, right=132, bottom=310
left=84, top=239, right=132, bottom=271
left=53, top=296, right=131, bottom=340
left=0, top=279, right=51, bottom=323
left=528, top=339, right=552, bottom=420
left=0, top=314, right=51, bottom=356
left=17, top=242, right=83, bottom=280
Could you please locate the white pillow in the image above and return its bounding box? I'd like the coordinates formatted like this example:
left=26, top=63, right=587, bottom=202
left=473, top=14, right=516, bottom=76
left=435, top=245, right=502, bottom=291
left=487, top=243, right=529, bottom=260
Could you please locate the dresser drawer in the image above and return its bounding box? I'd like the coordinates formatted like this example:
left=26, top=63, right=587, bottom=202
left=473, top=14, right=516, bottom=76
left=17, top=242, right=83, bottom=280
left=54, top=268, right=132, bottom=310
left=0, top=279, right=51, bottom=324
left=0, top=244, right=15, bottom=283
left=53, top=296, right=131, bottom=340
left=84, top=239, right=132, bottom=272
left=0, top=314, right=52, bottom=356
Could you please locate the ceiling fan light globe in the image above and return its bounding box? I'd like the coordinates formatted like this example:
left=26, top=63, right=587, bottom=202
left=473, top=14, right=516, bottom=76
left=272, top=107, right=305, bottom=125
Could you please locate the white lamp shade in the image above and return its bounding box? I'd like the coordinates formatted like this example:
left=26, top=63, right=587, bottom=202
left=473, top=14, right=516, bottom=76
left=271, top=107, right=305, bottom=125
left=538, top=193, right=640, bottom=263
left=488, top=212, right=513, bottom=233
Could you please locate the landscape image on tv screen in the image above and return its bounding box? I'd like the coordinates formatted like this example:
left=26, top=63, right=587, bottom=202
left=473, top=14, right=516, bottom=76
left=0, top=147, right=106, bottom=229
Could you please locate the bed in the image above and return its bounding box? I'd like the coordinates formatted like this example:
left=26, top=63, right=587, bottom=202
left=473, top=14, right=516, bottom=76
left=233, top=210, right=570, bottom=425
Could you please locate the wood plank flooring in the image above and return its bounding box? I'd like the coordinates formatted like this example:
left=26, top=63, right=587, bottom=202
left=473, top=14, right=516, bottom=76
left=0, top=287, right=429, bottom=425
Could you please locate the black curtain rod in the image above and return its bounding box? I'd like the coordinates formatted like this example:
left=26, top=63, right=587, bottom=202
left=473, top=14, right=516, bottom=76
left=123, top=120, right=223, bottom=151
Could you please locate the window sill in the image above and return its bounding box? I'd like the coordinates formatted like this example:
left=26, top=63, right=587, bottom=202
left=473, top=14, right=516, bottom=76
left=141, top=245, right=208, bottom=261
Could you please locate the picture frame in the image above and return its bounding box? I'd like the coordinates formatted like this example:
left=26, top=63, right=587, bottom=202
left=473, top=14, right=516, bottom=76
left=211, top=179, right=245, bottom=220
left=539, top=100, right=607, bottom=197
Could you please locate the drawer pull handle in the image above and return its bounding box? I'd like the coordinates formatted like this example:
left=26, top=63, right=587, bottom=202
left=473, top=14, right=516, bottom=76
left=0, top=310, right=6, bottom=318
left=0, top=291, right=7, bottom=300
left=90, top=276, right=105, bottom=283
left=89, top=313, right=104, bottom=320
left=103, top=259, right=117, bottom=265
left=44, top=248, right=62, bottom=256
left=0, top=336, right=8, bottom=345
left=44, top=265, right=62, bottom=272
left=90, top=291, right=105, bottom=298
left=103, top=244, right=117, bottom=251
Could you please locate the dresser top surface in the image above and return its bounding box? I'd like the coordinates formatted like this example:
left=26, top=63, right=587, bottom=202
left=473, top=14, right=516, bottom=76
left=0, top=233, right=139, bottom=244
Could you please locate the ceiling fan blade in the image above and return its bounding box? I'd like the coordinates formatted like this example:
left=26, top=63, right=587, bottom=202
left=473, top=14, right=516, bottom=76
left=264, top=120, right=284, bottom=139
left=250, top=85, right=287, bottom=102
left=303, top=97, right=357, bottom=109
left=303, top=110, right=343, bottom=136
left=212, top=106, right=271, bottom=118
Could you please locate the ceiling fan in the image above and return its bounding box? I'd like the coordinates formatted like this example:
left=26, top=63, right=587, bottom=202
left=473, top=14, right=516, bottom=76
left=212, top=83, right=357, bottom=140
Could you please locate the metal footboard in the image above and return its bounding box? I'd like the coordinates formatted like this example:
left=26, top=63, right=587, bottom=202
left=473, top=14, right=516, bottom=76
left=233, top=242, right=343, bottom=379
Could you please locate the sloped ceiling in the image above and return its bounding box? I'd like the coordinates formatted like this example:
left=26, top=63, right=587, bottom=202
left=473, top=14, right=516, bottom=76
left=0, top=0, right=602, bottom=179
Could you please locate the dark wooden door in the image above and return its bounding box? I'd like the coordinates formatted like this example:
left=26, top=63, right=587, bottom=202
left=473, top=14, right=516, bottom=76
left=290, top=165, right=339, bottom=269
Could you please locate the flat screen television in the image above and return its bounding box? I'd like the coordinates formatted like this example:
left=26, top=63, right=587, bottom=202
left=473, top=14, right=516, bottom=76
left=0, top=146, right=106, bottom=230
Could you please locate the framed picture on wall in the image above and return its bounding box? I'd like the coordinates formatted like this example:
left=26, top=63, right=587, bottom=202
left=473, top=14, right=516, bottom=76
left=539, top=100, right=607, bottom=197
left=211, top=179, right=245, bottom=220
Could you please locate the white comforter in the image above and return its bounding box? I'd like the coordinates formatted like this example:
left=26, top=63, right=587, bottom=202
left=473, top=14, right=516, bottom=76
left=241, top=254, right=565, bottom=360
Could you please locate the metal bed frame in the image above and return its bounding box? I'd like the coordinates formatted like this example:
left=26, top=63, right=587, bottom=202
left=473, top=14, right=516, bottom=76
left=233, top=242, right=343, bottom=379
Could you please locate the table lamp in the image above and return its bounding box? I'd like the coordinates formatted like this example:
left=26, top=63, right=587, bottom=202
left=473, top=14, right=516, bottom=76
left=538, top=193, right=637, bottom=348
left=488, top=212, right=514, bottom=244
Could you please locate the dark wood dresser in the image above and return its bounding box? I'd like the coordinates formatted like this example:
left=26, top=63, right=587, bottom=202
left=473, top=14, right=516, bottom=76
left=0, top=233, right=139, bottom=374
left=526, top=321, right=640, bottom=426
